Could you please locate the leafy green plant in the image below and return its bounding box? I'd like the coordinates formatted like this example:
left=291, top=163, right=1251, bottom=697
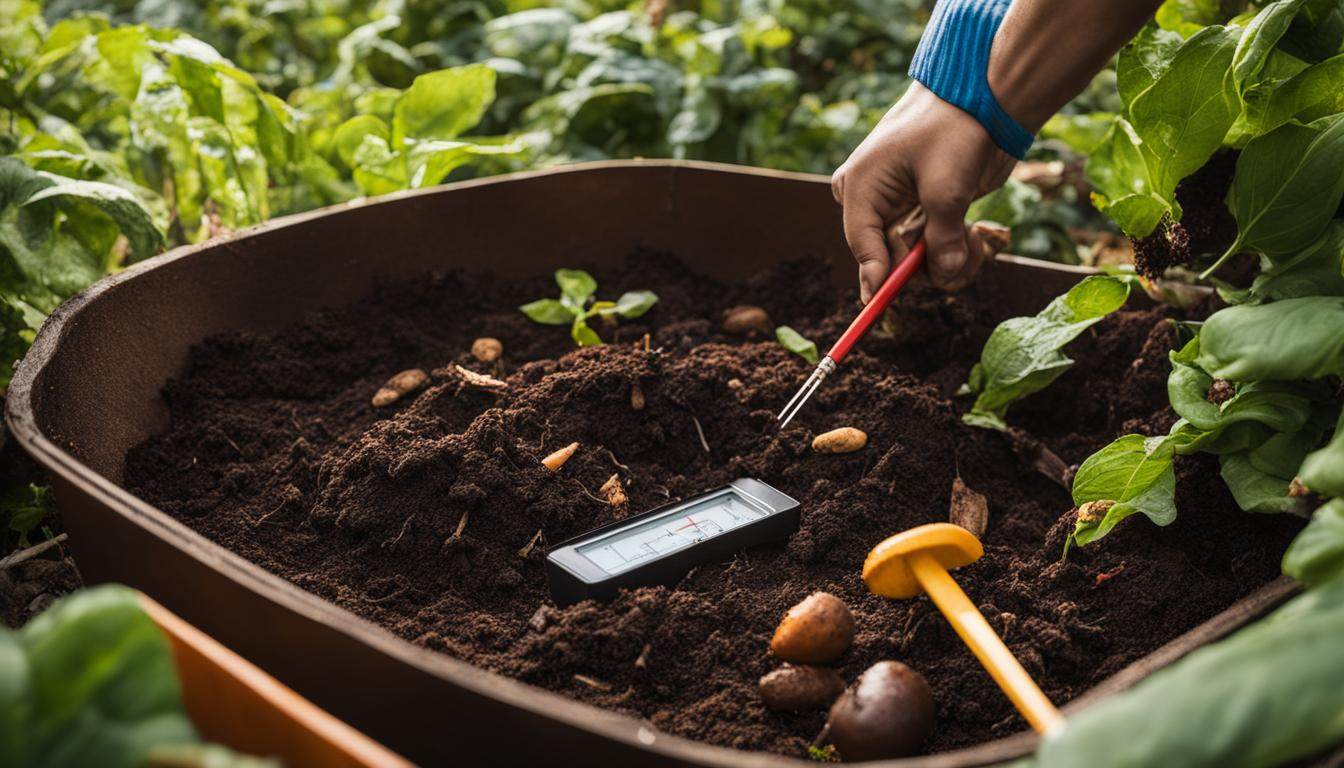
left=519, top=268, right=657, bottom=346
left=1085, top=0, right=1344, bottom=278
left=775, top=325, right=818, bottom=364
left=331, top=64, right=520, bottom=196
left=0, top=584, right=274, bottom=768
left=960, top=275, right=1132, bottom=430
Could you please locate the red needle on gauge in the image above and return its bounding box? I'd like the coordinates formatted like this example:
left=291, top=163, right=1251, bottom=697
left=776, top=240, right=927, bottom=430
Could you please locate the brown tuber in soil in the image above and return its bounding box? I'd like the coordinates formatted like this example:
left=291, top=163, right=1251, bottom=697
left=124, top=252, right=1301, bottom=757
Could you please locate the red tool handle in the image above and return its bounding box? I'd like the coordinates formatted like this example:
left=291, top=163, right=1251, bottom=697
left=826, top=240, right=927, bottom=363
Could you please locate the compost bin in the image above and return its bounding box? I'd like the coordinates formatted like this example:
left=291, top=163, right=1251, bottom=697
left=4, top=161, right=1296, bottom=767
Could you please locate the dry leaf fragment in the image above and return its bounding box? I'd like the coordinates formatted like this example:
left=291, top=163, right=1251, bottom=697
left=372, top=368, right=429, bottom=407
left=471, top=337, right=503, bottom=363
left=455, top=364, right=507, bottom=389
left=1076, top=500, right=1116, bottom=524
left=600, top=474, right=628, bottom=509
left=948, top=476, right=989, bottom=538
left=542, top=442, right=579, bottom=472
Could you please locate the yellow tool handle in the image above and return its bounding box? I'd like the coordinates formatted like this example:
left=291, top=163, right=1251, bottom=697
left=909, top=552, right=1066, bottom=737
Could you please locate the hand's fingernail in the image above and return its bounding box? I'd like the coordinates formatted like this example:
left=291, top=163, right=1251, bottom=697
left=929, top=251, right=967, bottom=278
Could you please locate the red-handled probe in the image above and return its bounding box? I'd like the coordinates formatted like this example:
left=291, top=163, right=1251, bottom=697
left=776, top=240, right=927, bottom=430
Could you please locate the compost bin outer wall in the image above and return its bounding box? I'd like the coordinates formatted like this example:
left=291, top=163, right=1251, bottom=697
left=12, top=163, right=1118, bottom=767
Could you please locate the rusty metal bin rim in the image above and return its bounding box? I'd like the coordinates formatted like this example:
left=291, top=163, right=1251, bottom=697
left=3, top=160, right=1298, bottom=768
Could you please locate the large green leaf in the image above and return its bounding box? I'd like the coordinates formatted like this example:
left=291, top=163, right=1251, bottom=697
left=1127, top=25, right=1240, bottom=203
left=1230, top=0, right=1306, bottom=93
left=2, top=586, right=198, bottom=768
left=1212, top=113, right=1344, bottom=273
left=1197, top=296, right=1344, bottom=381
left=391, top=64, right=496, bottom=147
left=963, top=276, right=1131, bottom=426
left=1033, top=574, right=1344, bottom=768
left=1299, top=410, right=1344, bottom=496
left=1283, top=500, right=1344, bottom=585
left=1236, top=221, right=1344, bottom=303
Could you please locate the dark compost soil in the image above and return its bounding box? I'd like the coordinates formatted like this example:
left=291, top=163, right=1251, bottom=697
left=124, top=253, right=1301, bottom=757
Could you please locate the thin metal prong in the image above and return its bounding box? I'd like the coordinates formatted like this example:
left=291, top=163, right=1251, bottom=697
left=777, top=379, right=821, bottom=431
left=777, top=367, right=823, bottom=420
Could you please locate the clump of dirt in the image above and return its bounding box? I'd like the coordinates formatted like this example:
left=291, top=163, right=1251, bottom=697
left=124, top=253, right=1300, bottom=757
left=1131, top=151, right=1239, bottom=279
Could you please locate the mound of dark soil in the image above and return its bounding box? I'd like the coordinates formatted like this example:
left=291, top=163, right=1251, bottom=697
left=124, top=253, right=1300, bottom=757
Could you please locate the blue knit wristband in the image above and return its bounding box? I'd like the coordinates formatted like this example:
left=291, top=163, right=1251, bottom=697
left=909, top=0, right=1034, bottom=160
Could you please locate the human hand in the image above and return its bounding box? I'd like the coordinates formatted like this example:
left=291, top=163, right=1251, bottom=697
left=831, top=83, right=1018, bottom=298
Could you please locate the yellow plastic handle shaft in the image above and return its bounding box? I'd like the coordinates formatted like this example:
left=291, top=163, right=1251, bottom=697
left=909, top=552, right=1066, bottom=737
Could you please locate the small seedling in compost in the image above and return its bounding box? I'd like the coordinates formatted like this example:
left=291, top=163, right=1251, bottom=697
left=812, top=428, right=867, bottom=454
left=771, top=592, right=854, bottom=664
left=823, top=661, right=935, bottom=761
left=776, top=326, right=819, bottom=364
left=372, top=368, right=429, bottom=407
left=759, top=664, right=846, bottom=711
left=471, top=337, right=503, bottom=363
left=542, top=442, right=579, bottom=473
left=723, top=305, right=772, bottom=336
left=519, top=268, right=658, bottom=346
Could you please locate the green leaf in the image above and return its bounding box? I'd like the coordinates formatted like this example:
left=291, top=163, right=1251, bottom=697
left=1117, top=24, right=1185, bottom=106
left=348, top=134, right=406, bottom=197
left=965, top=178, right=1041, bottom=227
left=571, top=317, right=602, bottom=346
left=1197, top=297, right=1344, bottom=381
left=554, top=268, right=597, bottom=310
left=1300, top=410, right=1344, bottom=496
left=611, top=290, right=658, bottom=319
left=1220, top=451, right=1307, bottom=514
left=1126, top=25, right=1240, bottom=204
left=518, top=298, right=575, bottom=326
left=1231, top=0, right=1306, bottom=93
left=1034, top=575, right=1344, bottom=768
left=1085, top=119, right=1168, bottom=237
left=392, top=64, right=496, bottom=147
left=3, top=585, right=199, bottom=768
left=1248, top=53, right=1344, bottom=138
left=775, top=325, right=818, bottom=364
left=1239, top=221, right=1344, bottom=303
left=1212, top=113, right=1344, bottom=273
left=1283, top=500, right=1344, bottom=585
left=1069, top=440, right=1178, bottom=548
left=964, top=276, right=1130, bottom=425
left=332, top=115, right=389, bottom=170
left=1, top=484, right=53, bottom=545
left=25, top=174, right=163, bottom=262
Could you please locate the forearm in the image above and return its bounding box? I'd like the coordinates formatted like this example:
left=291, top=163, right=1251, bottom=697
left=989, top=0, right=1163, bottom=131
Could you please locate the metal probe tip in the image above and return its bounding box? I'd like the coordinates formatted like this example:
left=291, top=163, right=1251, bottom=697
left=776, top=357, right=836, bottom=431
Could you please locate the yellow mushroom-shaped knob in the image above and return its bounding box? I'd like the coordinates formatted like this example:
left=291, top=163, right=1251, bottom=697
left=863, top=523, right=983, bottom=599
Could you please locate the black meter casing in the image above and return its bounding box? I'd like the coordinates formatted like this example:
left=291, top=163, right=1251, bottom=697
left=545, top=478, right=800, bottom=606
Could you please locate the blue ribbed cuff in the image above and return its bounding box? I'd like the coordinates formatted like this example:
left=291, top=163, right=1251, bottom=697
left=909, top=0, right=1034, bottom=160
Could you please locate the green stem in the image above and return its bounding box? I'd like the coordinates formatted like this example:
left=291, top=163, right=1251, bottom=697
left=1200, top=236, right=1244, bottom=280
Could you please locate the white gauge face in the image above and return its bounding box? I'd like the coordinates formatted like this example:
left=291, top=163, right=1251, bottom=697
left=576, top=490, right=771, bottom=575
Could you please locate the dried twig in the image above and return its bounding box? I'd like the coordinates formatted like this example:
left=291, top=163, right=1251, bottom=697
left=691, top=415, right=711, bottom=453
left=383, top=514, right=416, bottom=548
left=573, top=674, right=611, bottom=691
left=518, top=529, right=544, bottom=559
left=0, top=533, right=68, bottom=570
left=444, top=510, right=470, bottom=547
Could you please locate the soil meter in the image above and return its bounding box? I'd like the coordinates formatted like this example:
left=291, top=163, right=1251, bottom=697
left=546, top=478, right=799, bottom=606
